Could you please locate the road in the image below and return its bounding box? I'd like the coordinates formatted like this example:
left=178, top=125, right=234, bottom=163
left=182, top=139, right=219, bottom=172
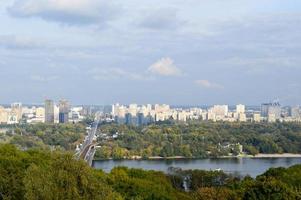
left=77, top=116, right=100, bottom=166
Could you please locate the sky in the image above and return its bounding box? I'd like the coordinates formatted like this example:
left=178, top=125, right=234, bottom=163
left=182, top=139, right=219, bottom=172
left=0, top=0, right=301, bottom=105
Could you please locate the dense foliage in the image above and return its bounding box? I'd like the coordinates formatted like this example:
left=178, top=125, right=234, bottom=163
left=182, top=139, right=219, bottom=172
left=95, top=122, right=301, bottom=159
left=1, top=144, right=301, bottom=200
left=0, top=123, right=85, bottom=150
left=0, top=144, right=188, bottom=200
left=1, top=122, right=301, bottom=160
left=0, top=144, right=120, bottom=200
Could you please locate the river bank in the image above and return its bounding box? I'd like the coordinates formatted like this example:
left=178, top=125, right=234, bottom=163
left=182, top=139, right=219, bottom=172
left=94, top=153, right=301, bottom=161
left=253, top=153, right=301, bottom=158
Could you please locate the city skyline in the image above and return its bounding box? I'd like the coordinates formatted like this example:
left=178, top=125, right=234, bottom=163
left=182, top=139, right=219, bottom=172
left=1, top=100, right=301, bottom=125
left=0, top=0, right=301, bottom=105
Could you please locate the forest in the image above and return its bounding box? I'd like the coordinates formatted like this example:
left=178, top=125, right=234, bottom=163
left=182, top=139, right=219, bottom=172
left=95, top=121, right=301, bottom=159
left=0, top=144, right=301, bottom=200
left=0, top=123, right=85, bottom=151
left=1, top=121, right=301, bottom=160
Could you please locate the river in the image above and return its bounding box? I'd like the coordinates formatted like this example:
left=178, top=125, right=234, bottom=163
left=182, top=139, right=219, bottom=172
left=93, top=157, right=301, bottom=177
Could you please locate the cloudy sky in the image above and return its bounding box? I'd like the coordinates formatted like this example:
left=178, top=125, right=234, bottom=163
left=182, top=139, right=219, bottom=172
left=0, top=0, right=301, bottom=105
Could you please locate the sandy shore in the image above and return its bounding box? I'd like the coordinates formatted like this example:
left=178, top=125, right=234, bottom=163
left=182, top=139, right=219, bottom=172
left=253, top=153, right=301, bottom=158
left=148, top=156, right=185, bottom=160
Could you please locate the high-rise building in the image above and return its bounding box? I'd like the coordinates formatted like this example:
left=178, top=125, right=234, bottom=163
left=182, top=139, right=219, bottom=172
left=140, top=105, right=149, bottom=116
left=128, top=104, right=138, bottom=116
left=54, top=105, right=60, bottom=123
left=210, top=105, right=228, bottom=119
left=207, top=111, right=216, bottom=121
left=112, top=103, right=120, bottom=116
left=177, top=111, right=187, bottom=121
left=236, top=104, right=245, bottom=114
left=234, top=104, right=246, bottom=122
left=253, top=113, right=261, bottom=122
left=45, top=99, right=54, bottom=123
left=0, top=106, right=8, bottom=124
left=125, top=113, right=133, bottom=125
left=146, top=104, right=152, bottom=112
left=238, top=113, right=247, bottom=122
left=261, top=103, right=269, bottom=117
left=261, top=102, right=281, bottom=120
left=290, top=106, right=300, bottom=119
left=154, top=104, right=170, bottom=113
left=11, top=102, right=22, bottom=122
left=35, top=107, right=45, bottom=119
left=58, top=99, right=70, bottom=123
left=7, top=114, right=18, bottom=124
left=155, top=112, right=166, bottom=121
left=137, top=113, right=145, bottom=126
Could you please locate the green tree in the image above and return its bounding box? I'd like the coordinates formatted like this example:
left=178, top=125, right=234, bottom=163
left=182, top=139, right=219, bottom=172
left=95, top=146, right=112, bottom=159
left=193, top=187, right=239, bottom=200
left=243, top=177, right=298, bottom=200
left=24, top=153, right=121, bottom=200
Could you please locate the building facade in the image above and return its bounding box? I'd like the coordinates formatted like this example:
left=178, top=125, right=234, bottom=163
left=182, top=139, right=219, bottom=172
left=45, top=99, right=54, bottom=123
left=58, top=99, right=70, bottom=123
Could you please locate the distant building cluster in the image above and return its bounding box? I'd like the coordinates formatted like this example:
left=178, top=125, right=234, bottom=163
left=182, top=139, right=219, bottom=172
left=0, top=99, right=89, bottom=124
left=0, top=100, right=300, bottom=125
left=44, top=99, right=83, bottom=124
left=111, top=102, right=301, bottom=125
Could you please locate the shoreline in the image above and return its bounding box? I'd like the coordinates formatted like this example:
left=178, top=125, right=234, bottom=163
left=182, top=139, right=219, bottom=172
left=94, top=153, right=301, bottom=161
left=253, top=153, right=301, bottom=158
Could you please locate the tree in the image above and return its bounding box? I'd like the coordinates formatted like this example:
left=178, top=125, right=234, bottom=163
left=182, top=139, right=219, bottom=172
left=24, top=153, right=121, bottom=200
left=0, top=144, right=29, bottom=200
left=194, top=187, right=238, bottom=200
left=0, top=144, right=122, bottom=200
left=95, top=146, right=112, bottom=159
left=112, top=147, right=128, bottom=159
left=243, top=177, right=298, bottom=200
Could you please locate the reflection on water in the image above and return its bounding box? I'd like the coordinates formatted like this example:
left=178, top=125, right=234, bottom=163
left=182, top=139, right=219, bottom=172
left=93, top=158, right=301, bottom=177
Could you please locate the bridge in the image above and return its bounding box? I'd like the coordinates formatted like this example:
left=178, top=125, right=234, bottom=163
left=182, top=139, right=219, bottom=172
left=75, top=115, right=100, bottom=166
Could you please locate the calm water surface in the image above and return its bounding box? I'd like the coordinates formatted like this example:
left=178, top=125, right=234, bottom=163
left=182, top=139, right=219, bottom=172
left=93, top=158, right=301, bottom=177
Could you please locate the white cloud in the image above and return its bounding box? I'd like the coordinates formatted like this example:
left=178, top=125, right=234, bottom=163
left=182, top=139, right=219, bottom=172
left=8, top=0, right=119, bottom=26
left=138, top=8, right=186, bottom=31
left=195, top=79, right=224, bottom=89
left=31, top=75, right=59, bottom=82
left=148, top=57, right=182, bottom=76
left=219, top=56, right=301, bottom=68
left=89, top=68, right=149, bottom=81
left=0, top=35, right=41, bottom=49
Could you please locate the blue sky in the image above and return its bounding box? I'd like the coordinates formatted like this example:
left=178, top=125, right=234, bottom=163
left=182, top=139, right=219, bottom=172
left=0, top=0, right=301, bottom=105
